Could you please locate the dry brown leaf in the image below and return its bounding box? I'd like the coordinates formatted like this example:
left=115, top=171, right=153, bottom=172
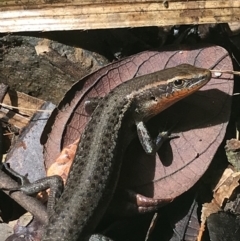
left=47, top=138, right=79, bottom=184
left=198, top=168, right=240, bottom=241
left=214, top=168, right=240, bottom=207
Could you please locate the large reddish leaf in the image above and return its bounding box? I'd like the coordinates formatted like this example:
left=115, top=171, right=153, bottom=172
left=42, top=44, right=233, bottom=200
left=119, top=69, right=233, bottom=199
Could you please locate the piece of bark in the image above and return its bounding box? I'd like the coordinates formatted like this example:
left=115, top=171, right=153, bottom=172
left=207, top=212, right=240, bottom=241
left=0, top=35, right=108, bottom=104
left=225, top=139, right=240, bottom=171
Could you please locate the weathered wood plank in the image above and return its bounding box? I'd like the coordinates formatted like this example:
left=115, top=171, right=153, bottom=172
left=0, top=0, right=239, bottom=32
left=0, top=89, right=45, bottom=129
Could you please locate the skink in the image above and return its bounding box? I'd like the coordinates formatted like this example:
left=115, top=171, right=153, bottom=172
left=40, top=64, right=211, bottom=240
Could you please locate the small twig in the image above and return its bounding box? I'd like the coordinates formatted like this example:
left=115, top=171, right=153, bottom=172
left=3, top=133, right=14, bottom=136
left=210, top=69, right=240, bottom=76
left=0, top=169, right=48, bottom=225
left=0, top=103, right=53, bottom=113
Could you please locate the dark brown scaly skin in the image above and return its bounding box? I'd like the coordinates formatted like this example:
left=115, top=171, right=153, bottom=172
left=42, top=64, right=211, bottom=241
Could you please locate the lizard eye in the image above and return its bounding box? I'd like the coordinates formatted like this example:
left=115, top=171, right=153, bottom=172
left=173, top=79, right=185, bottom=88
